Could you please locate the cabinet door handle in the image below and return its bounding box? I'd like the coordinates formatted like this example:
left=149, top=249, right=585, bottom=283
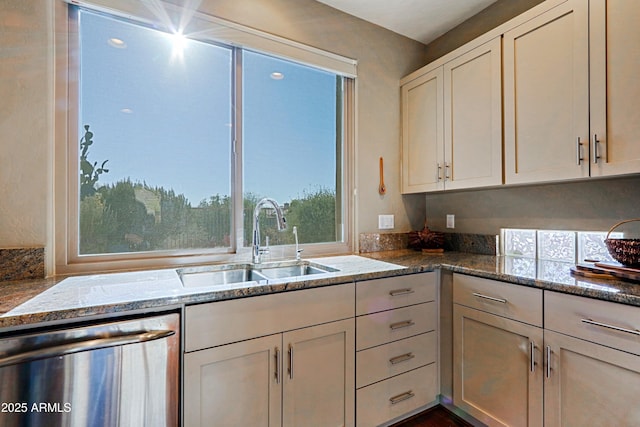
left=576, top=136, right=584, bottom=165
left=546, top=345, right=552, bottom=379
left=389, top=390, right=415, bottom=405
left=592, top=134, right=601, bottom=164
left=389, top=320, right=415, bottom=330
left=444, top=162, right=450, bottom=180
left=472, top=292, right=507, bottom=304
left=287, top=344, right=294, bottom=380
left=436, top=163, right=443, bottom=181
left=274, top=347, right=280, bottom=384
left=581, top=318, right=640, bottom=336
left=530, top=341, right=536, bottom=373
left=389, top=288, right=414, bottom=297
left=389, top=352, right=415, bottom=365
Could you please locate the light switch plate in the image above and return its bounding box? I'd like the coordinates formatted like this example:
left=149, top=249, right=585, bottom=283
left=446, top=214, right=455, bottom=229
left=378, top=214, right=394, bottom=230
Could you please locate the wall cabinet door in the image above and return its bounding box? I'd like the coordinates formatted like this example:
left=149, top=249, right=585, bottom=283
left=443, top=37, right=502, bottom=190
left=503, top=0, right=589, bottom=184
left=282, top=318, right=355, bottom=427
left=453, top=304, right=543, bottom=427
left=544, top=330, right=640, bottom=426
left=589, top=0, right=640, bottom=177
left=183, top=334, right=282, bottom=427
left=401, top=67, right=444, bottom=193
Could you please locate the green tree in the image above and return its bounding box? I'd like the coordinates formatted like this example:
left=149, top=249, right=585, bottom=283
left=79, top=125, right=109, bottom=199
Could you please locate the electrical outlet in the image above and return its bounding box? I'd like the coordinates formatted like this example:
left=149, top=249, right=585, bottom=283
left=446, top=214, right=455, bottom=229
left=378, top=214, right=394, bottom=230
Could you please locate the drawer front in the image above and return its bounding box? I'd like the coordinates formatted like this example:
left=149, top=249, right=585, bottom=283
left=356, top=364, right=437, bottom=427
left=356, top=272, right=437, bottom=316
left=356, top=302, right=436, bottom=351
left=356, top=332, right=436, bottom=389
left=185, top=283, right=355, bottom=352
left=453, top=273, right=542, bottom=327
left=545, top=291, right=640, bottom=356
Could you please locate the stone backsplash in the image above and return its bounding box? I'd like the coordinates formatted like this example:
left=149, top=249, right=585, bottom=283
left=1, top=248, right=45, bottom=282
left=360, top=232, right=496, bottom=255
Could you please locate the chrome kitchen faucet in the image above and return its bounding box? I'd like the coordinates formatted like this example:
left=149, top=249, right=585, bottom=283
left=252, top=198, right=287, bottom=263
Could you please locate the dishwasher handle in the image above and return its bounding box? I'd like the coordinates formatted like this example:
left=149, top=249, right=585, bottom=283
left=0, top=329, right=175, bottom=368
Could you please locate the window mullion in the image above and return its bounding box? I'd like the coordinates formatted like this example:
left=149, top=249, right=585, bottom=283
left=232, top=47, right=245, bottom=252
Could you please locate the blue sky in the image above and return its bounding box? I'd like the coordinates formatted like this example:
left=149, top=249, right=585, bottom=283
left=80, top=9, right=338, bottom=206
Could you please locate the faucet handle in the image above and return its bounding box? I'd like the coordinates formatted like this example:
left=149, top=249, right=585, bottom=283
left=296, top=248, right=303, bottom=261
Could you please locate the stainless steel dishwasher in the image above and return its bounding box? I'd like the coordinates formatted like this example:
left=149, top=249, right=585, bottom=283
left=0, top=312, right=179, bottom=427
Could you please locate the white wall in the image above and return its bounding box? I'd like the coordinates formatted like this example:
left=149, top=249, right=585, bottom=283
left=0, top=0, right=428, bottom=272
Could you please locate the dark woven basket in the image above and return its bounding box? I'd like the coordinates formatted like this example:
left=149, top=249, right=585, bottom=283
left=605, top=219, right=640, bottom=267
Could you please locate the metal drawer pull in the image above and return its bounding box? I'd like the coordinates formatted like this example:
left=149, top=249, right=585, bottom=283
left=546, top=345, right=552, bottom=379
left=288, top=344, right=294, bottom=380
left=592, top=134, right=601, bottom=164
left=390, top=390, right=415, bottom=405
left=389, top=320, right=415, bottom=330
left=389, top=352, right=415, bottom=365
left=389, top=288, right=414, bottom=297
left=581, top=318, right=640, bottom=336
left=274, top=347, right=280, bottom=384
left=472, top=292, right=507, bottom=304
left=530, top=341, right=536, bottom=373
left=576, top=136, right=584, bottom=165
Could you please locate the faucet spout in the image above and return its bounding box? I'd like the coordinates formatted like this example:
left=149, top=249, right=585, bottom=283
left=252, top=198, right=286, bottom=264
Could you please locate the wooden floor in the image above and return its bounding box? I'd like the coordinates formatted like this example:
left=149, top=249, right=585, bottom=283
left=391, top=405, right=473, bottom=427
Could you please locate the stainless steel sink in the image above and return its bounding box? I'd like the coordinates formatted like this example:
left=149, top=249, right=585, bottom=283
left=253, top=260, right=339, bottom=280
left=178, top=260, right=339, bottom=288
left=178, top=264, right=267, bottom=288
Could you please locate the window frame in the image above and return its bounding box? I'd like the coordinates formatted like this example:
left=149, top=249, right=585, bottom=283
left=54, top=0, right=356, bottom=275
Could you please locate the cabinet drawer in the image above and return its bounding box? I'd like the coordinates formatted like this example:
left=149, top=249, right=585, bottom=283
left=356, top=332, right=436, bottom=389
left=356, top=364, right=437, bottom=427
left=356, top=272, right=437, bottom=315
left=356, top=302, right=436, bottom=351
left=453, top=273, right=542, bottom=327
left=185, top=283, right=355, bottom=352
left=545, top=291, right=640, bottom=356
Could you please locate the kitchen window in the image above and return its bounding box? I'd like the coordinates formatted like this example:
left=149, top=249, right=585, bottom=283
left=55, top=3, right=356, bottom=274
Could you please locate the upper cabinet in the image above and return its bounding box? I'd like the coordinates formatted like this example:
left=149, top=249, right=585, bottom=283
left=503, top=0, right=589, bottom=184
left=401, top=38, right=502, bottom=193
left=401, top=67, right=444, bottom=193
left=402, top=0, right=640, bottom=192
left=589, top=0, right=640, bottom=176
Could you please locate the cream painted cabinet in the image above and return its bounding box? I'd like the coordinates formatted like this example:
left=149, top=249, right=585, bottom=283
left=183, top=284, right=355, bottom=427
left=503, top=0, right=590, bottom=184
left=544, top=330, right=640, bottom=426
left=544, top=291, right=640, bottom=426
left=355, top=273, right=439, bottom=426
left=453, top=274, right=544, bottom=427
left=401, top=38, right=502, bottom=193
left=589, top=0, right=640, bottom=176
left=401, top=67, right=444, bottom=193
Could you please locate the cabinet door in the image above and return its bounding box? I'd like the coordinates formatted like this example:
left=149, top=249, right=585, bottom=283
left=544, top=330, right=640, bottom=426
left=453, top=304, right=543, bottom=427
left=589, top=0, right=640, bottom=176
left=282, top=318, right=355, bottom=427
left=503, top=0, right=589, bottom=184
left=444, top=37, right=502, bottom=190
left=401, top=67, right=444, bottom=193
left=183, top=334, right=282, bottom=427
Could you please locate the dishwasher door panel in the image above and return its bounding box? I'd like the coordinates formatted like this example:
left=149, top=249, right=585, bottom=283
left=0, top=313, right=179, bottom=427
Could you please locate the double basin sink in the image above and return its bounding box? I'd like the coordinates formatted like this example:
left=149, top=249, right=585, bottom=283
left=178, top=260, right=339, bottom=288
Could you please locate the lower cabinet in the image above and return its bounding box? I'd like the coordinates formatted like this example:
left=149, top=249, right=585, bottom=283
left=183, top=284, right=355, bottom=427
left=544, top=330, right=640, bottom=426
left=453, top=273, right=544, bottom=427
left=184, top=318, right=354, bottom=427
left=453, top=304, right=543, bottom=427
left=355, top=273, right=439, bottom=426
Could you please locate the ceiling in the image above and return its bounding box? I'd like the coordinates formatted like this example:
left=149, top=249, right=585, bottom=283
left=315, top=0, right=498, bottom=45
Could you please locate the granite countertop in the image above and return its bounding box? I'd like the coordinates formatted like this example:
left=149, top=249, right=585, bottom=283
left=1, top=251, right=640, bottom=331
